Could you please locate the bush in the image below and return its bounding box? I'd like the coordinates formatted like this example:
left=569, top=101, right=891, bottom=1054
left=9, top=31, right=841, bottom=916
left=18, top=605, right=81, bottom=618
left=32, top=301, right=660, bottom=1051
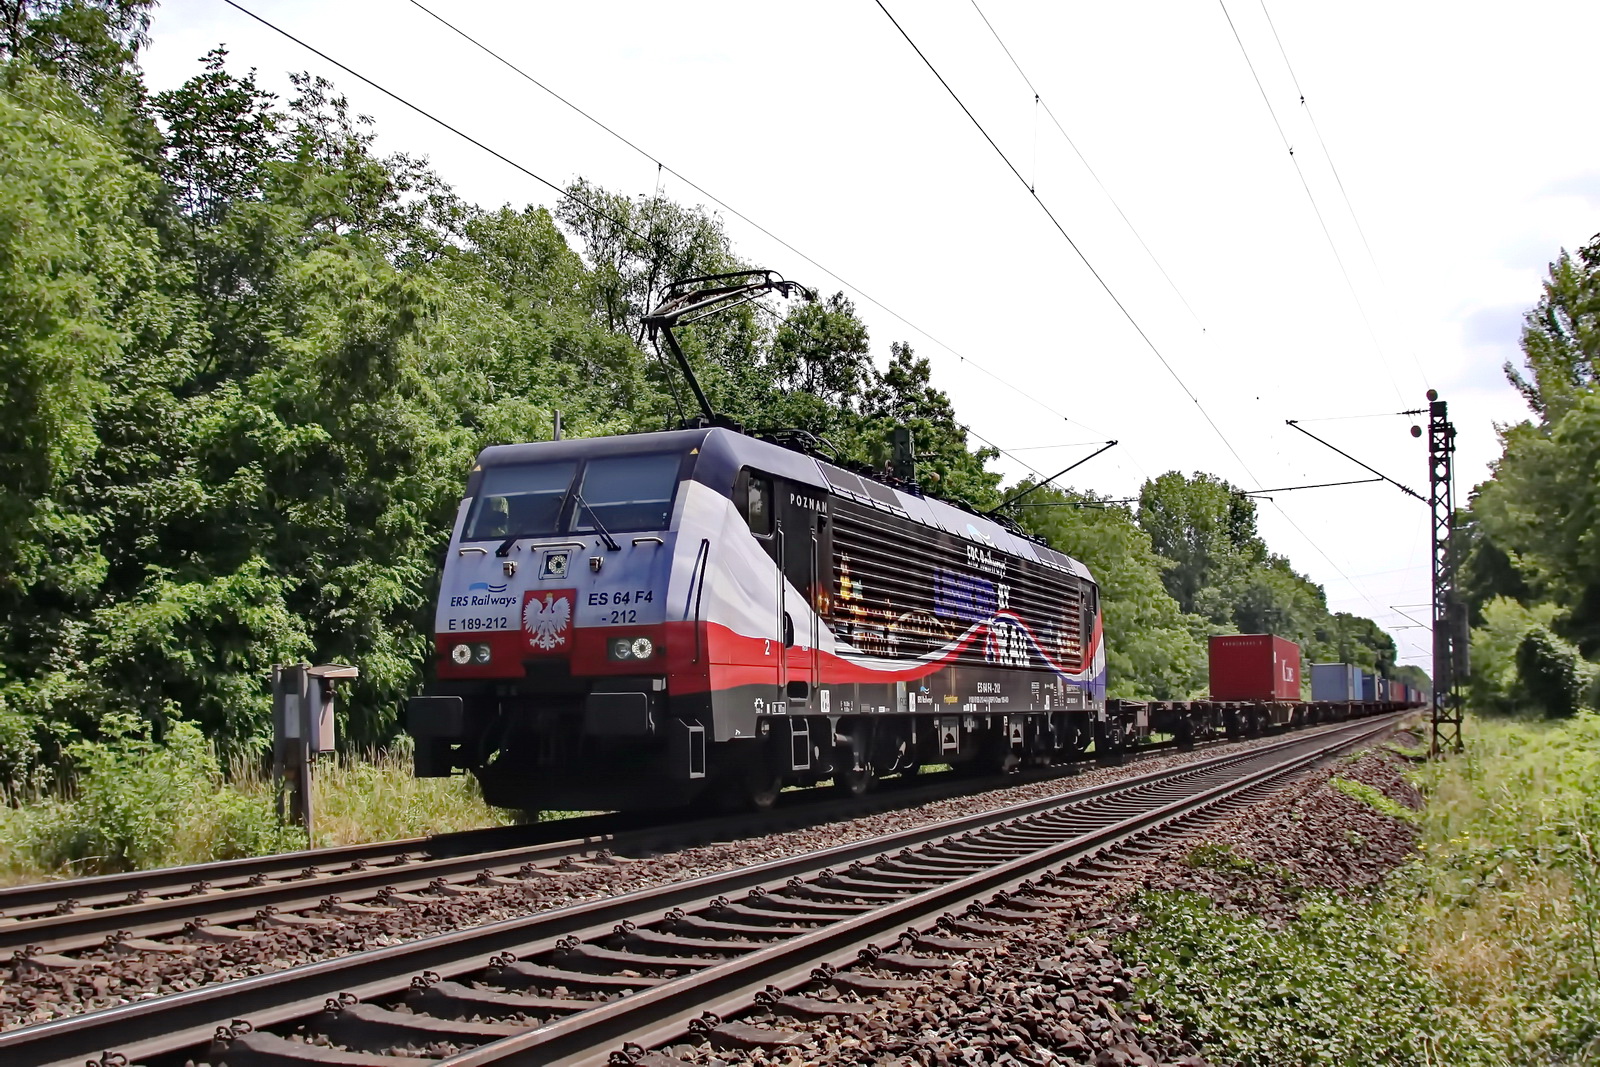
left=1515, top=625, right=1591, bottom=718
left=0, top=706, right=45, bottom=800
left=1468, top=597, right=1561, bottom=715
left=2, top=720, right=299, bottom=878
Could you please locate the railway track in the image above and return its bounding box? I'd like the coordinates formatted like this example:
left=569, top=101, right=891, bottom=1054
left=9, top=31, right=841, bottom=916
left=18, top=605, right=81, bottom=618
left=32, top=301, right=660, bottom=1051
left=2, top=713, right=1399, bottom=1067
left=0, top=729, right=1260, bottom=960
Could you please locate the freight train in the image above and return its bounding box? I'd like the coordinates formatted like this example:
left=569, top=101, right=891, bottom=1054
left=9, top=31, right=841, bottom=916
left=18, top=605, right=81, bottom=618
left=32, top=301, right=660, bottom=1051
left=403, top=271, right=1421, bottom=813
left=1117, top=636, right=1425, bottom=752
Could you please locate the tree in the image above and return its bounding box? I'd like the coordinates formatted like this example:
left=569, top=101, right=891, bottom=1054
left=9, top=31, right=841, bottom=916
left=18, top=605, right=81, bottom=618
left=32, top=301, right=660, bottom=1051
left=770, top=292, right=871, bottom=405
left=1515, top=625, right=1592, bottom=719
left=0, top=69, right=184, bottom=589
left=1472, top=232, right=1600, bottom=657
left=1505, top=236, right=1600, bottom=422
left=0, top=0, right=152, bottom=113
left=1136, top=472, right=1265, bottom=622
left=555, top=178, right=739, bottom=343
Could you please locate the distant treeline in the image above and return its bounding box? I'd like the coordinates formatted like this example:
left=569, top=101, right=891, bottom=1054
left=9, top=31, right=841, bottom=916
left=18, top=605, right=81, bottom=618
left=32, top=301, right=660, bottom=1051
left=1, top=2, right=1429, bottom=789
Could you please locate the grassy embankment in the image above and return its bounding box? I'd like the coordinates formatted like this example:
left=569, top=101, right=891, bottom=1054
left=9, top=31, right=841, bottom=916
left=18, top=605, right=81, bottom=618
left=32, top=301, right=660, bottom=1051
left=1125, top=713, right=1600, bottom=1066
left=0, top=722, right=512, bottom=886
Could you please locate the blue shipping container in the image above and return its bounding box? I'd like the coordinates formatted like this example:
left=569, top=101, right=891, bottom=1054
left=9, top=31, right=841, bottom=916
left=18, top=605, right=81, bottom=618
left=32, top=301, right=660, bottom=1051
left=1361, top=672, right=1377, bottom=701
left=1311, top=662, right=1360, bottom=701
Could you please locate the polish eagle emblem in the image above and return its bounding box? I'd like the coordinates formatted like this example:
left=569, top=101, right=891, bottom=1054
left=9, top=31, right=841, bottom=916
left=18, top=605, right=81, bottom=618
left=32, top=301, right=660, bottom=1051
left=522, top=591, right=572, bottom=650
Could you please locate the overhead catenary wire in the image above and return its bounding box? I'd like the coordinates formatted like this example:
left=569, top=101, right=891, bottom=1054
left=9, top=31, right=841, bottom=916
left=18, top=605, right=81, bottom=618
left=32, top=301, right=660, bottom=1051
left=219, top=0, right=658, bottom=251
left=874, top=0, right=1403, bottom=632
left=967, top=0, right=1207, bottom=330
left=1214, top=0, right=1406, bottom=405
left=228, top=0, right=1409, bottom=650
left=1254, top=0, right=1430, bottom=391
left=1283, top=420, right=1423, bottom=500
left=871, top=0, right=1260, bottom=490
left=404, top=0, right=1107, bottom=440
left=1244, top=476, right=1383, bottom=494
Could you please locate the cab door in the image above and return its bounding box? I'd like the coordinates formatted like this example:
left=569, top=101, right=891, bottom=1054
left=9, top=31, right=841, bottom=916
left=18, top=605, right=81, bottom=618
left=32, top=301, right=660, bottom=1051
left=773, top=483, right=824, bottom=708
left=734, top=469, right=784, bottom=713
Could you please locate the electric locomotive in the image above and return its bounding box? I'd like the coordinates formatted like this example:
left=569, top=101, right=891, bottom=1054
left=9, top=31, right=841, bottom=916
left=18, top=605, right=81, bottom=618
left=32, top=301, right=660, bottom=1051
left=405, top=273, right=1106, bottom=811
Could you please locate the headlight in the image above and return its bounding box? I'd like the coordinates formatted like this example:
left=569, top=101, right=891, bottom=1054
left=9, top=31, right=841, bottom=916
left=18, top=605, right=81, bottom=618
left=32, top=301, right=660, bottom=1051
left=450, top=643, right=472, bottom=665
left=473, top=643, right=492, bottom=664
left=608, top=636, right=655, bottom=661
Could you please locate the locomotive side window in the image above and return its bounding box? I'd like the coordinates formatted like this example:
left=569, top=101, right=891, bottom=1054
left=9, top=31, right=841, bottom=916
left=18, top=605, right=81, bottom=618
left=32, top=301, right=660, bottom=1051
left=464, top=461, right=578, bottom=540
left=739, top=471, right=773, bottom=536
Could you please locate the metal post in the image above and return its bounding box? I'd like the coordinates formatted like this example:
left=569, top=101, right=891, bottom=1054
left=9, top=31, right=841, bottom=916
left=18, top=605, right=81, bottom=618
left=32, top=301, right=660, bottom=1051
left=272, top=663, right=358, bottom=838
left=1426, top=391, right=1464, bottom=755
left=552, top=409, right=562, bottom=441
left=271, top=664, right=312, bottom=831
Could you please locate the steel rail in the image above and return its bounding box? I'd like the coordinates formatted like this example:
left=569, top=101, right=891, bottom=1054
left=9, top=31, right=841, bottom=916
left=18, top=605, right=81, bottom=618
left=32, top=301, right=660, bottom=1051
left=0, top=766, right=1073, bottom=953
left=2, top=714, right=1397, bottom=1067
left=0, top=817, right=627, bottom=919
left=0, top=726, right=1269, bottom=956
left=566, top=718, right=1393, bottom=1067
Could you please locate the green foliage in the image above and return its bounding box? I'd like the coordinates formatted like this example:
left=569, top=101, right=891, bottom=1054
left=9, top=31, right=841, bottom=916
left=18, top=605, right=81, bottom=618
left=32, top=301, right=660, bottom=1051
left=1131, top=715, right=1600, bottom=1066
left=1391, top=661, right=1431, bottom=695
left=1329, top=775, right=1420, bottom=823
left=1126, top=890, right=1486, bottom=1066
left=0, top=1, right=1416, bottom=826
left=1183, top=842, right=1255, bottom=871
left=306, top=741, right=513, bottom=848
left=1398, top=713, right=1600, bottom=1061
left=0, top=730, right=511, bottom=883
left=1467, top=231, right=1600, bottom=670
left=0, top=720, right=300, bottom=878
left=0, top=18, right=1017, bottom=792
left=1137, top=471, right=1264, bottom=622
left=1123, top=470, right=1399, bottom=691
left=1470, top=596, right=1562, bottom=714
left=0, top=69, right=173, bottom=581
left=1515, top=625, right=1593, bottom=719
left=1506, top=238, right=1600, bottom=423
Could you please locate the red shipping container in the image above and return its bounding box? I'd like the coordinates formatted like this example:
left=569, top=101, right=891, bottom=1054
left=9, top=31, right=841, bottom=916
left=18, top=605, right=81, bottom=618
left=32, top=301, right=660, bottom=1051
left=1209, top=634, right=1302, bottom=701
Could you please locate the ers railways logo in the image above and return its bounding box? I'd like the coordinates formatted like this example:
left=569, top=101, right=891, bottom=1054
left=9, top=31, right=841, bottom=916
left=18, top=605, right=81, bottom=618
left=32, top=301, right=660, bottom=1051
left=522, top=589, right=575, bottom=651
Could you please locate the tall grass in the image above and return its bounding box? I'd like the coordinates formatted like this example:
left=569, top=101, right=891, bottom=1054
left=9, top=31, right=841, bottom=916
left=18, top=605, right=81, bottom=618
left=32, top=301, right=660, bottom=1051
left=1126, top=711, right=1600, bottom=1066
left=0, top=726, right=511, bottom=886
left=1399, top=712, right=1600, bottom=1059
left=306, top=742, right=514, bottom=849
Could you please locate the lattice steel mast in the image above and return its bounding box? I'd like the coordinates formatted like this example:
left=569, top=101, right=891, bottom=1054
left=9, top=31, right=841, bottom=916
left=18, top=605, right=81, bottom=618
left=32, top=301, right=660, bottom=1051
left=1426, top=390, right=1464, bottom=754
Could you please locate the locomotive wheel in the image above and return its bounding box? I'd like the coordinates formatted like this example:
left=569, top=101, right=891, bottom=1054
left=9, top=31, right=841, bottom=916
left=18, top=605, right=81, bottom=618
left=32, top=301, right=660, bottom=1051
left=833, top=761, right=873, bottom=798
left=746, top=772, right=784, bottom=811
left=832, top=722, right=874, bottom=797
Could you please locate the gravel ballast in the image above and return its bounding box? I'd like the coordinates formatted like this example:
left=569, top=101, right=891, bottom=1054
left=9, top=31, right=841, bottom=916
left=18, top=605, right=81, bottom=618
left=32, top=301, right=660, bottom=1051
left=658, top=728, right=1426, bottom=1066
left=1, top=725, right=1418, bottom=1045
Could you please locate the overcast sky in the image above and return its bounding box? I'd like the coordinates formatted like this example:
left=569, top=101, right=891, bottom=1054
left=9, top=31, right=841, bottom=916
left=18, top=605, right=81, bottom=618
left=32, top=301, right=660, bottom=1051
left=137, top=0, right=1600, bottom=672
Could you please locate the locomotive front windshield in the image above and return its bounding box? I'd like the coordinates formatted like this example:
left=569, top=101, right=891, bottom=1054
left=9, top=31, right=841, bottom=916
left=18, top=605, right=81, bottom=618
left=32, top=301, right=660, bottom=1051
left=571, top=453, right=682, bottom=533
left=463, top=453, right=684, bottom=541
